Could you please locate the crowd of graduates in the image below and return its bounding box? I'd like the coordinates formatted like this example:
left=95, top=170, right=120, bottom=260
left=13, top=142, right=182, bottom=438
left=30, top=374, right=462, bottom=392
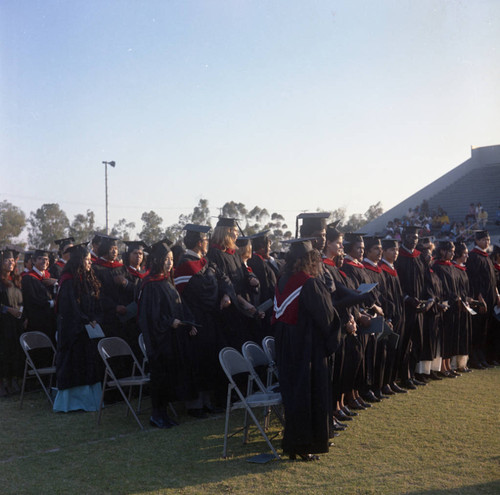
left=1, top=214, right=499, bottom=461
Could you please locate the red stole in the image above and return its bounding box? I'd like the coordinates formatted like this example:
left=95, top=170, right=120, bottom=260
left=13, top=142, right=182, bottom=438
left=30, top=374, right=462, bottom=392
left=174, top=257, right=208, bottom=294
left=272, top=271, right=311, bottom=325
left=398, top=248, right=421, bottom=259
left=471, top=248, right=489, bottom=257
left=380, top=261, right=398, bottom=277
left=94, top=258, right=124, bottom=269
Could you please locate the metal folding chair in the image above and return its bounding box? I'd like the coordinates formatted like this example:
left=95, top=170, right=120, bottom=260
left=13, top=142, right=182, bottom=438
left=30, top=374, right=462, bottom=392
left=219, top=347, right=282, bottom=460
left=97, top=337, right=150, bottom=429
left=262, top=336, right=279, bottom=385
left=19, top=332, right=57, bottom=408
left=242, top=340, right=279, bottom=392
left=137, top=333, right=177, bottom=418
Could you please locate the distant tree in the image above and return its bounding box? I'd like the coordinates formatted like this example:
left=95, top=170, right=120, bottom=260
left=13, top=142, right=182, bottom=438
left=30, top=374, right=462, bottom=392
left=364, top=201, right=384, bottom=223
left=342, top=213, right=366, bottom=233
left=139, top=211, right=163, bottom=245
left=110, top=218, right=136, bottom=241
left=329, top=207, right=347, bottom=227
left=220, top=201, right=247, bottom=220
left=28, top=203, right=70, bottom=249
left=0, top=200, right=26, bottom=245
left=68, top=209, right=96, bottom=242
left=190, top=198, right=211, bottom=225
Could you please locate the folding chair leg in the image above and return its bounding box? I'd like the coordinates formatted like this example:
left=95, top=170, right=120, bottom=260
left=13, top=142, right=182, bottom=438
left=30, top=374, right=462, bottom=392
left=33, top=370, right=54, bottom=406
left=19, top=361, right=28, bottom=409
left=223, top=387, right=232, bottom=458
left=244, top=405, right=281, bottom=460
left=168, top=402, right=177, bottom=418
left=97, top=374, right=108, bottom=425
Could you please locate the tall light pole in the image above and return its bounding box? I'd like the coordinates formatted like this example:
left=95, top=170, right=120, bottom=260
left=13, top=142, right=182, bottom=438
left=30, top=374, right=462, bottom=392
left=102, top=160, right=116, bottom=234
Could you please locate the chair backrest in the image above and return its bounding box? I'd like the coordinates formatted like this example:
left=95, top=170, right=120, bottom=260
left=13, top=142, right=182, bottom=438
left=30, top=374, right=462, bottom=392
left=20, top=331, right=55, bottom=353
left=98, top=337, right=134, bottom=360
left=242, top=341, right=269, bottom=368
left=262, top=336, right=275, bottom=362
left=219, top=347, right=252, bottom=380
left=138, top=333, right=147, bottom=361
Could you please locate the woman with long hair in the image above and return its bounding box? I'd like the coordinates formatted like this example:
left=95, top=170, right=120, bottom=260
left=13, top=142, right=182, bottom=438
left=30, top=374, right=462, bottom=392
left=137, top=240, right=197, bottom=428
left=0, top=249, right=24, bottom=396
left=273, top=239, right=341, bottom=461
left=53, top=244, right=103, bottom=412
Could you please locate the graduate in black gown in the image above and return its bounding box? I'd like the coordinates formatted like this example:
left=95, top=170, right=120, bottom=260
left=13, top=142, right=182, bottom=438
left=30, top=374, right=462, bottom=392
left=247, top=230, right=279, bottom=337
left=432, top=241, right=461, bottom=377
left=452, top=242, right=473, bottom=373
left=21, top=249, right=58, bottom=343
left=489, top=245, right=500, bottom=364
left=273, top=239, right=341, bottom=460
left=465, top=230, right=500, bottom=368
left=174, top=224, right=232, bottom=417
left=379, top=239, right=407, bottom=393
left=206, top=218, right=262, bottom=349
left=137, top=240, right=197, bottom=428
left=53, top=243, right=103, bottom=412
left=393, top=227, right=428, bottom=389
left=49, top=237, right=75, bottom=280
left=92, top=236, right=134, bottom=339
left=0, top=249, right=24, bottom=396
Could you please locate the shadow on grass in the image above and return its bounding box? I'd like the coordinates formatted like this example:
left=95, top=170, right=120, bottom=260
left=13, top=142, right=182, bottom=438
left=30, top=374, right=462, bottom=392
left=407, top=480, right=500, bottom=494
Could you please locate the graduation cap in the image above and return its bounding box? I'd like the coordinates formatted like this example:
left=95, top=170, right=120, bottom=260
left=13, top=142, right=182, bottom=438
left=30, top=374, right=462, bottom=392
left=343, top=233, right=366, bottom=245
left=1, top=248, right=20, bottom=259
left=296, top=212, right=330, bottom=238
left=236, top=236, right=251, bottom=248
left=34, top=249, right=50, bottom=258
left=54, top=237, right=75, bottom=253
left=123, top=240, right=148, bottom=252
left=402, top=225, right=420, bottom=235
left=363, top=235, right=383, bottom=251
left=148, top=240, right=173, bottom=258
left=67, top=242, right=90, bottom=257
left=183, top=224, right=211, bottom=234
left=23, top=250, right=34, bottom=263
left=216, top=217, right=238, bottom=228
left=326, top=221, right=342, bottom=242
left=282, top=237, right=315, bottom=258
left=97, top=235, right=119, bottom=256
left=91, top=233, right=105, bottom=245
left=381, top=238, right=399, bottom=250
left=473, top=230, right=489, bottom=240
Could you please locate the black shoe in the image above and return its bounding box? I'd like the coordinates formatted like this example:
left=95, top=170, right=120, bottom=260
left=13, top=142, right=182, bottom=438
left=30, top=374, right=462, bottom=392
left=361, top=390, right=381, bottom=403
left=342, top=406, right=358, bottom=417
left=374, top=389, right=389, bottom=400
left=429, top=371, right=443, bottom=381
left=187, top=408, right=208, bottom=419
left=334, top=410, right=352, bottom=421
left=450, top=370, right=462, bottom=377
left=289, top=453, right=320, bottom=461
left=415, top=373, right=431, bottom=383
left=469, top=362, right=485, bottom=370
left=347, top=400, right=365, bottom=410
left=356, top=397, right=372, bottom=408
left=457, top=367, right=472, bottom=373
left=412, top=377, right=427, bottom=386
left=443, top=370, right=457, bottom=378
left=150, top=416, right=171, bottom=429
left=382, top=384, right=396, bottom=395
left=401, top=379, right=417, bottom=390
left=390, top=382, right=408, bottom=393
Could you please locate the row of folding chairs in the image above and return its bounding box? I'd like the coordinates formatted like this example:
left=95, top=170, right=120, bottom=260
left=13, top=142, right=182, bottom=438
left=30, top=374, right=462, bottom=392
left=218, top=337, right=283, bottom=460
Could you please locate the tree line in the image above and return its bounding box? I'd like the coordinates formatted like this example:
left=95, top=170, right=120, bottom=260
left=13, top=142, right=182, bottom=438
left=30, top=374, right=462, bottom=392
left=0, top=199, right=384, bottom=250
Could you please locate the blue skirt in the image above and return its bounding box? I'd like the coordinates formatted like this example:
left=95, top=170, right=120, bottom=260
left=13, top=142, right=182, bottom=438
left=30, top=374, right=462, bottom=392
left=53, top=383, right=102, bottom=412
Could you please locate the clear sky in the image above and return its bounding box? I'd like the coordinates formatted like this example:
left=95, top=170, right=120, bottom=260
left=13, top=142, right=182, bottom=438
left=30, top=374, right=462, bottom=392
left=1, top=0, right=499, bottom=238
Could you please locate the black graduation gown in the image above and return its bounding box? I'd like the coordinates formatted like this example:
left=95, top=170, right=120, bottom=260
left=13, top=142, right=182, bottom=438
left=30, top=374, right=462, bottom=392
left=137, top=275, right=196, bottom=405
left=174, top=253, right=232, bottom=392
left=55, top=276, right=102, bottom=390
left=394, top=248, right=425, bottom=378
left=247, top=253, right=278, bottom=337
left=466, top=248, right=498, bottom=359
left=452, top=262, right=472, bottom=356
left=0, top=282, right=24, bottom=378
left=273, top=272, right=341, bottom=455
left=21, top=270, right=56, bottom=341
left=206, top=246, right=259, bottom=348
left=421, top=268, right=443, bottom=361
left=380, top=260, right=405, bottom=383
left=49, top=260, right=66, bottom=280
left=92, top=260, right=134, bottom=338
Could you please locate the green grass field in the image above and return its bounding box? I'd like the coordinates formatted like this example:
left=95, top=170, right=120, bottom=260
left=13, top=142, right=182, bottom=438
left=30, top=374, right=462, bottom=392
left=1, top=368, right=499, bottom=495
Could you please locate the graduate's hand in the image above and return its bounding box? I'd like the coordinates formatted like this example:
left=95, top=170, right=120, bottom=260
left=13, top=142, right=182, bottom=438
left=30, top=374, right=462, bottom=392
left=437, top=302, right=448, bottom=312
left=42, top=278, right=57, bottom=286
left=249, top=277, right=259, bottom=287
left=345, top=317, right=357, bottom=334
left=116, top=305, right=127, bottom=315
left=7, top=307, right=22, bottom=319
left=89, top=320, right=97, bottom=328
left=113, top=275, right=127, bottom=287
left=172, top=319, right=181, bottom=329
left=189, top=326, right=198, bottom=336
left=220, top=294, right=231, bottom=310
left=257, top=311, right=265, bottom=319
left=371, top=304, right=384, bottom=316
left=423, top=300, right=434, bottom=312
left=358, top=314, right=372, bottom=328
left=406, top=296, right=421, bottom=308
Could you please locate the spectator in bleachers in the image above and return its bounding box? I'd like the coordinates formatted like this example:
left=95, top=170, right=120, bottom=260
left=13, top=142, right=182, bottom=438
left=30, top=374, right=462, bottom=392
left=477, top=207, right=488, bottom=228
left=465, top=203, right=476, bottom=225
